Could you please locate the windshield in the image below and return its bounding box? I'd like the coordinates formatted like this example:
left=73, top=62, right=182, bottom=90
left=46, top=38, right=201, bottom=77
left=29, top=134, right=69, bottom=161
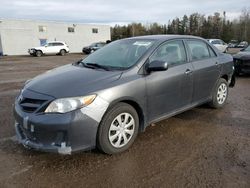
left=243, top=46, right=250, bottom=51
left=81, top=39, right=155, bottom=70
left=90, top=43, right=97, bottom=47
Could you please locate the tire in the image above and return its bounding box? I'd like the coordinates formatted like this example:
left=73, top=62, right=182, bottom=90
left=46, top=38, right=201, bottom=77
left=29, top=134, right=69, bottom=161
left=97, top=103, right=139, bottom=154
left=83, top=51, right=89, bottom=55
left=60, top=49, right=66, bottom=56
left=36, top=50, right=42, bottom=57
left=209, top=78, right=229, bottom=108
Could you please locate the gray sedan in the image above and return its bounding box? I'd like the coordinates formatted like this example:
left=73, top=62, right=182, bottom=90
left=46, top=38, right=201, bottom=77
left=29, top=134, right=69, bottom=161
left=14, top=35, right=235, bottom=154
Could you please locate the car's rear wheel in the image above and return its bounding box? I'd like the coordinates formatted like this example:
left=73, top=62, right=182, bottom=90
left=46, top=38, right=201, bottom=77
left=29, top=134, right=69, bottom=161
left=209, top=78, right=228, bottom=108
left=60, top=49, right=66, bottom=56
left=97, top=103, right=139, bottom=154
left=36, top=50, right=42, bottom=57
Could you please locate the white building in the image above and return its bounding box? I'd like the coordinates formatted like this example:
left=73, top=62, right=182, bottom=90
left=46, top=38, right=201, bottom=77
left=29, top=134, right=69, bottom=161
left=0, top=19, right=111, bottom=55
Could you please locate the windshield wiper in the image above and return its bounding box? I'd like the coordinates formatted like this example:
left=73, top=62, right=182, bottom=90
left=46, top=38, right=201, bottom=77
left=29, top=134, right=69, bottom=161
left=81, top=62, right=110, bottom=71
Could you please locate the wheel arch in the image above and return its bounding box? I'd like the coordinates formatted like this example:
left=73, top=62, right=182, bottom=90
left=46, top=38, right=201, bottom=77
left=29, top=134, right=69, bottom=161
left=221, top=74, right=228, bottom=81
left=108, top=98, right=146, bottom=132
left=220, top=73, right=235, bottom=87
left=35, top=49, right=43, bottom=53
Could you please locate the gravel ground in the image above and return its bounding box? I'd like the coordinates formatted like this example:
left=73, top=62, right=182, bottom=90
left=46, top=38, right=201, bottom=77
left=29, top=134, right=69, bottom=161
left=0, top=54, right=249, bottom=188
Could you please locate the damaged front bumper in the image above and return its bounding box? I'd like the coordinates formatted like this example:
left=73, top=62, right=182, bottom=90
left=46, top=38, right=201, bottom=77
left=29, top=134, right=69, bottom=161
left=15, top=122, right=73, bottom=154
left=14, top=99, right=99, bottom=155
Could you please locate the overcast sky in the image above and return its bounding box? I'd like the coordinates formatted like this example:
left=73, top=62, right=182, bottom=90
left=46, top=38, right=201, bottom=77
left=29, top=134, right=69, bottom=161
left=0, top=0, right=248, bottom=25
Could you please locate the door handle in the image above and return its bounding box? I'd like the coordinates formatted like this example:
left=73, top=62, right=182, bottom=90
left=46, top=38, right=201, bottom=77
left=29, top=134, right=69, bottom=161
left=185, top=69, right=193, bottom=75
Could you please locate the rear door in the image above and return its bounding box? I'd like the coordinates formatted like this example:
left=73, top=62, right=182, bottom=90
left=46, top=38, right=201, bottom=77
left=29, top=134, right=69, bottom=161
left=51, top=42, right=63, bottom=53
left=146, top=40, right=194, bottom=122
left=185, top=39, right=220, bottom=103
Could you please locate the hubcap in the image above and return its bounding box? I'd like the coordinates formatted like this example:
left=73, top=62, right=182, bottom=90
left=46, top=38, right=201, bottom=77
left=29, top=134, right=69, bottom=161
left=108, top=113, right=135, bottom=148
left=217, top=83, right=227, bottom=104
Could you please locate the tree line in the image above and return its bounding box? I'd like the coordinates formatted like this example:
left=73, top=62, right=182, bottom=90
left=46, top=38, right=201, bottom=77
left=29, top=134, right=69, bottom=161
left=111, top=9, right=250, bottom=43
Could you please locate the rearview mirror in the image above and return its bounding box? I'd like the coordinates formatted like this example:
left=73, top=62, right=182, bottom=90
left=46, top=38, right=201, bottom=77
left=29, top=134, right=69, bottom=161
left=146, top=60, right=168, bottom=72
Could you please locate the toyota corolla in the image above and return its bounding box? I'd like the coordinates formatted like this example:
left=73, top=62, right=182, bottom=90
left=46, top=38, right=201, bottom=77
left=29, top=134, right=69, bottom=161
left=14, top=35, right=235, bottom=154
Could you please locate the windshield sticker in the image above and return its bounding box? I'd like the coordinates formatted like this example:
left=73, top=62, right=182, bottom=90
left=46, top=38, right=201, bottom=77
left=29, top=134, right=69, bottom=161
left=133, top=41, right=152, bottom=46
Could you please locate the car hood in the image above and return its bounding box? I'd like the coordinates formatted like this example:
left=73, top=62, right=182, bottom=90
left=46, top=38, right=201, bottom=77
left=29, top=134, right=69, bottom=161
left=30, top=46, right=45, bottom=50
left=233, top=52, right=250, bottom=60
left=25, top=64, right=122, bottom=98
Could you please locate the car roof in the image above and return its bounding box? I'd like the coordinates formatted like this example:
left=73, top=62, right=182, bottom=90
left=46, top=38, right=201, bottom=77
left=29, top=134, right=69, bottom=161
left=208, top=39, right=221, bottom=41
left=47, top=41, right=65, bottom=44
left=126, top=35, right=205, bottom=42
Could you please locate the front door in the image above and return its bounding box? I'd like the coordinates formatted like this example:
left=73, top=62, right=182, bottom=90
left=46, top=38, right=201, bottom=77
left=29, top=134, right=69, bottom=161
left=44, top=42, right=56, bottom=54
left=145, top=40, right=194, bottom=122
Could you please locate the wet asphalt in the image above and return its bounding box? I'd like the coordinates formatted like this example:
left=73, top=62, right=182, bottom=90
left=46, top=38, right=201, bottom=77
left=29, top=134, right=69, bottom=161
left=0, top=54, right=249, bottom=188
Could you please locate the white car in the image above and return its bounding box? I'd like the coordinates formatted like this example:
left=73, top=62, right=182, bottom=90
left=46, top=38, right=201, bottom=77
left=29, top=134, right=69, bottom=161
left=208, top=39, right=228, bottom=53
left=28, top=41, right=70, bottom=57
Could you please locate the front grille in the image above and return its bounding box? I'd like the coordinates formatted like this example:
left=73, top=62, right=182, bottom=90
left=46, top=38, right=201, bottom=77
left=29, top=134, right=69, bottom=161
left=234, top=59, right=250, bottom=66
left=243, top=60, right=250, bottom=65
left=19, top=97, right=47, bottom=113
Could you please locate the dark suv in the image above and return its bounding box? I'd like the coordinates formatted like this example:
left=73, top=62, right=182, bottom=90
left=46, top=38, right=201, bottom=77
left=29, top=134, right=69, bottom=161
left=82, top=42, right=106, bottom=54
left=14, top=35, right=235, bottom=155
left=233, top=45, right=250, bottom=75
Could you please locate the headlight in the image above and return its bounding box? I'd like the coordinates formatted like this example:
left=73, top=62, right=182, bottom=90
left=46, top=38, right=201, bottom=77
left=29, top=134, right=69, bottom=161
left=45, top=95, right=96, bottom=113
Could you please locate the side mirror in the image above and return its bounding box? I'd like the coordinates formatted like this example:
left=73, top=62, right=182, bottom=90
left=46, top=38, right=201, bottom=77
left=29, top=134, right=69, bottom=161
left=146, top=60, right=168, bottom=72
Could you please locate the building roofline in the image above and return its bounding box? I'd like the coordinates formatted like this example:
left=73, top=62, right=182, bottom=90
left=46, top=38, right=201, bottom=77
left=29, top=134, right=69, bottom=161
left=0, top=18, right=111, bottom=27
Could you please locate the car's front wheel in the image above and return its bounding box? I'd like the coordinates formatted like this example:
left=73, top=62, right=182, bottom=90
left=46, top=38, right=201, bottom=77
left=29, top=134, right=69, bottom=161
left=97, top=103, right=139, bottom=154
left=35, top=50, right=42, bottom=57
left=209, top=78, right=229, bottom=108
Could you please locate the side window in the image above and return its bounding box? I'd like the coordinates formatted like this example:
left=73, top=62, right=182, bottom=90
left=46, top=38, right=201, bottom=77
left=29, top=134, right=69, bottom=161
left=53, top=43, right=63, bottom=46
left=150, top=40, right=187, bottom=67
left=219, top=40, right=225, bottom=45
left=211, top=40, right=220, bottom=45
left=186, top=40, right=210, bottom=61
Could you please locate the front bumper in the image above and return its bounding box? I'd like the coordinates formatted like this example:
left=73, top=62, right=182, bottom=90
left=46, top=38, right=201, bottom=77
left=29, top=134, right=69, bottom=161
left=234, top=59, right=250, bottom=74
left=82, top=48, right=91, bottom=54
left=28, top=49, right=36, bottom=55
left=14, top=90, right=99, bottom=154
